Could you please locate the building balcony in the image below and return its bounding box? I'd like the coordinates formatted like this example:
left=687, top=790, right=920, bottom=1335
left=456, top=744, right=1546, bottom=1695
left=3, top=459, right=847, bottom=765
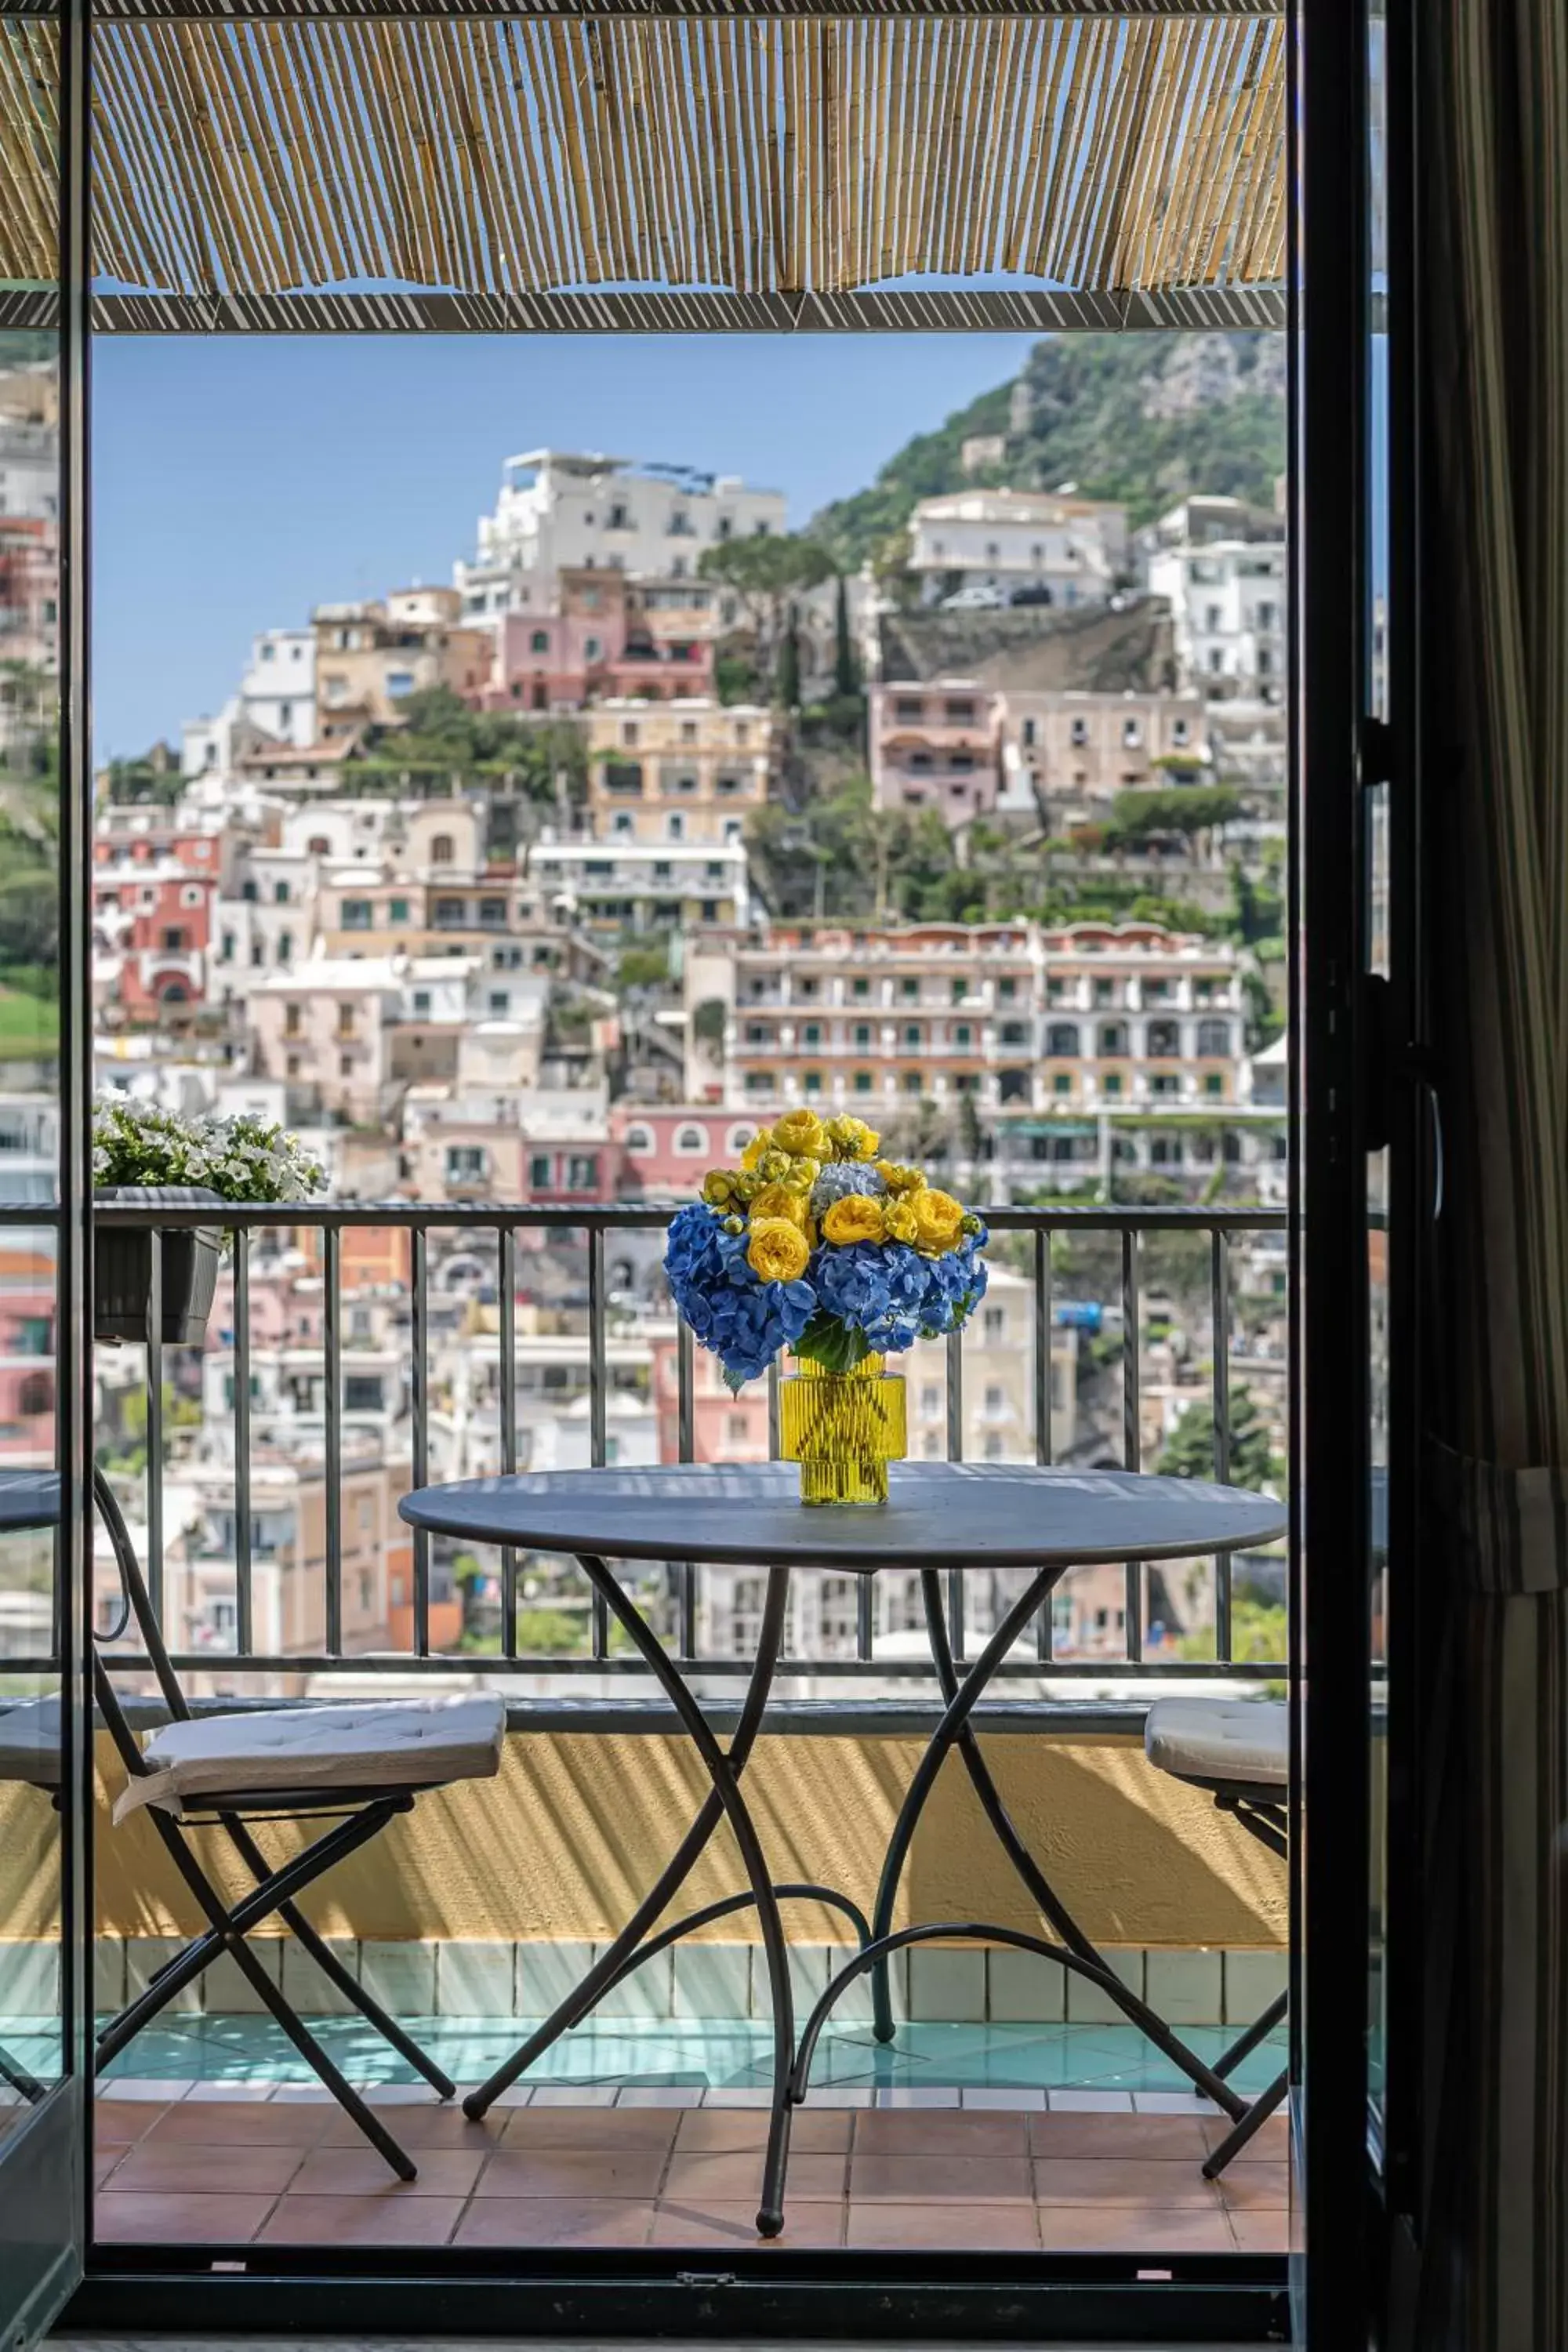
left=6, top=1197, right=1287, bottom=2264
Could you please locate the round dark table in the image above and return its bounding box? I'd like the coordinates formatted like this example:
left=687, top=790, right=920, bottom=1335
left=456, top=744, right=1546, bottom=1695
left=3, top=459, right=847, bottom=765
left=0, top=1469, right=60, bottom=1532
left=401, top=1461, right=1286, bottom=2236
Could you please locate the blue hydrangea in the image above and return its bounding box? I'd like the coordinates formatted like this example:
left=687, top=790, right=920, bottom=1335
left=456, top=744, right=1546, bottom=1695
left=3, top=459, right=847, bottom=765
left=663, top=1202, right=814, bottom=1387
left=918, top=1236, right=990, bottom=1336
left=812, top=1238, right=931, bottom=1356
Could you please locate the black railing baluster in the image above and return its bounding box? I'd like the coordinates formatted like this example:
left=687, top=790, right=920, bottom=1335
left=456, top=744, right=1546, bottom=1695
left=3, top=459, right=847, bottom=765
left=946, top=1326, right=964, bottom=1664
left=234, top=1230, right=252, bottom=1659
left=499, top=1223, right=517, bottom=1662
left=147, top=1225, right=163, bottom=1625
left=677, top=1316, right=696, bottom=1662
left=589, top=1222, right=608, bottom=1661
left=1212, top=1226, right=1233, bottom=1664
left=412, top=1221, right=430, bottom=1657
left=324, top=1223, right=343, bottom=1657
left=1035, top=1225, right=1054, bottom=1663
left=1122, top=1224, right=1142, bottom=1666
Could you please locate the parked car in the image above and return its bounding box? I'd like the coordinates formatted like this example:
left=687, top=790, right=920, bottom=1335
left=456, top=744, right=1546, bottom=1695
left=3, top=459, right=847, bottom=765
left=1009, top=583, right=1057, bottom=608
left=940, top=583, right=1009, bottom=612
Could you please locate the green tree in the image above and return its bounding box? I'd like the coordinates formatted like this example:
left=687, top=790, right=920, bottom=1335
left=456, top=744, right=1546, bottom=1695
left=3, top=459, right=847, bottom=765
left=775, top=612, right=802, bottom=712
left=832, top=574, right=858, bottom=697
left=698, top=533, right=833, bottom=677
left=1105, top=785, right=1245, bottom=856
left=1157, top=1385, right=1281, bottom=1491
left=360, top=685, right=586, bottom=805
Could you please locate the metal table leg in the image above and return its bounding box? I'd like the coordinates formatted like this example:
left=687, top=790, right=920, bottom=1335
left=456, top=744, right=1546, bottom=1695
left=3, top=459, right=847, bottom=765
left=463, top=1559, right=837, bottom=2238
left=865, top=1565, right=1247, bottom=2120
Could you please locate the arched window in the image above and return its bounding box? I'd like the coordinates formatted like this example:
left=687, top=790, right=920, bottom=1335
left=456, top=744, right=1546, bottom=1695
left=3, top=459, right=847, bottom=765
left=624, top=1124, right=654, bottom=1154
left=727, top=1125, right=756, bottom=1157
left=1147, top=1020, right=1181, bottom=1058
left=1196, top=1018, right=1231, bottom=1058
left=1098, top=1022, right=1129, bottom=1057
left=1046, top=1022, right=1080, bottom=1057
left=430, top=833, right=455, bottom=866
left=674, top=1123, right=710, bottom=1156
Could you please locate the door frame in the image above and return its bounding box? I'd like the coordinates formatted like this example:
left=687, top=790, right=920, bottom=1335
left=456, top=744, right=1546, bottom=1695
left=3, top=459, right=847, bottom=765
left=0, top=0, right=96, bottom=2336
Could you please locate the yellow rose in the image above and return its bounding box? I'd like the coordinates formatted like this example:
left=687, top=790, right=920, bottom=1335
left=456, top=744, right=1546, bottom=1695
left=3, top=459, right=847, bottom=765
left=780, top=1156, right=818, bottom=1195
left=702, top=1169, right=738, bottom=1208
left=910, top=1188, right=965, bottom=1255
left=882, top=1196, right=920, bottom=1246
left=751, top=1181, right=809, bottom=1229
left=874, top=1160, right=927, bottom=1196
left=753, top=1147, right=791, bottom=1184
left=741, top=1130, right=772, bottom=1171
left=826, top=1115, right=880, bottom=1162
left=822, top=1192, right=887, bottom=1247
left=771, top=1109, right=830, bottom=1161
left=746, top=1216, right=811, bottom=1285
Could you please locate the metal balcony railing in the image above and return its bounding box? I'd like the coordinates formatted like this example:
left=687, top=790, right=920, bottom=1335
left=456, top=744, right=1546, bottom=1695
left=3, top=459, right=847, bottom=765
left=2, top=1200, right=1287, bottom=1691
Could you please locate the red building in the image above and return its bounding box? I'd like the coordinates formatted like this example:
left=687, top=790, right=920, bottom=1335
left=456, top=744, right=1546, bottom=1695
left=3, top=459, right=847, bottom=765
left=611, top=1104, right=762, bottom=1200
left=92, top=858, right=216, bottom=1018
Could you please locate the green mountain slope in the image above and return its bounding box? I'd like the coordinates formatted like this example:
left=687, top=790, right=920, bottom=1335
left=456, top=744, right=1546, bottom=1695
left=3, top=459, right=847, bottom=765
left=811, top=332, right=1285, bottom=569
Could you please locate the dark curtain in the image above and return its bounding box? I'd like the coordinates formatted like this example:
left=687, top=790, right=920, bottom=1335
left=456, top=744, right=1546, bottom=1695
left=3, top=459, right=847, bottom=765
left=1414, top=2, right=1568, bottom=2344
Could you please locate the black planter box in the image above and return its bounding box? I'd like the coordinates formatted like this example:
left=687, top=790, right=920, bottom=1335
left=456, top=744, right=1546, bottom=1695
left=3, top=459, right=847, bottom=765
left=94, top=1185, right=224, bottom=1345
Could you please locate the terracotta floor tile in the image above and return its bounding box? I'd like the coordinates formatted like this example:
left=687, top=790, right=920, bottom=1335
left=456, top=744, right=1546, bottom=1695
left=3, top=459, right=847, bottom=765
left=675, top=2107, right=852, bottom=2155
left=855, top=2108, right=1029, bottom=2158
left=93, top=2099, right=171, bottom=2147
left=472, top=2147, right=668, bottom=2199
left=1036, top=2204, right=1237, bottom=2254
left=1029, top=2111, right=1209, bottom=2161
left=1205, top=2111, right=1290, bottom=2161
left=500, top=2104, right=679, bottom=2152
left=652, top=2199, right=844, bottom=2249
left=256, top=2194, right=466, bottom=2247
left=94, top=2191, right=277, bottom=2245
left=287, top=2146, right=488, bottom=2198
left=143, top=2099, right=332, bottom=2147
left=321, top=2103, right=503, bottom=2149
left=93, top=2149, right=129, bottom=2189
left=661, top=2151, right=848, bottom=2204
left=1033, top=2156, right=1221, bottom=2209
left=453, top=2197, right=657, bottom=2249
left=1230, top=2209, right=1291, bottom=2253
left=1214, top=2163, right=1291, bottom=2210
left=850, top=2153, right=1033, bottom=2204
left=846, top=2201, right=1038, bottom=2251
left=106, top=2140, right=306, bottom=2197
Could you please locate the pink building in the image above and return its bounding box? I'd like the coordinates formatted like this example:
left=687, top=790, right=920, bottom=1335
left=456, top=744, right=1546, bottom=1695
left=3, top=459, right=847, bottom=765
left=652, top=1334, right=771, bottom=1465
left=477, top=568, right=715, bottom=713
left=869, top=679, right=1003, bottom=817
left=612, top=1105, right=761, bottom=1199
left=0, top=1243, right=55, bottom=1466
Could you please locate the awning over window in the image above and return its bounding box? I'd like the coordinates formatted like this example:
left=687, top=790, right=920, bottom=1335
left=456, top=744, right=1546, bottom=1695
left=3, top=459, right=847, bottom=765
left=0, top=5, right=1284, bottom=331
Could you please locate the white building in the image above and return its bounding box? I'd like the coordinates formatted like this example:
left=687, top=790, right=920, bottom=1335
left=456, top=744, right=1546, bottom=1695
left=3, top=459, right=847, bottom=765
left=456, top=451, right=786, bottom=622
left=528, top=835, right=750, bottom=934
left=1144, top=498, right=1287, bottom=703
left=0, top=416, right=57, bottom=522
left=908, top=489, right=1126, bottom=608
left=238, top=629, right=317, bottom=749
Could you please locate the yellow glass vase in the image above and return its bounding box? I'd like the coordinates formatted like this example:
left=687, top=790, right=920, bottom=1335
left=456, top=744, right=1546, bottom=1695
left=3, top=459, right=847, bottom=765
left=779, top=1353, right=907, bottom=1506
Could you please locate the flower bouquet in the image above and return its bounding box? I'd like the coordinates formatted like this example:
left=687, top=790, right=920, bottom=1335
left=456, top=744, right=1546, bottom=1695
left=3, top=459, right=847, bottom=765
left=663, top=1110, right=988, bottom=1504
left=93, top=1097, right=325, bottom=1344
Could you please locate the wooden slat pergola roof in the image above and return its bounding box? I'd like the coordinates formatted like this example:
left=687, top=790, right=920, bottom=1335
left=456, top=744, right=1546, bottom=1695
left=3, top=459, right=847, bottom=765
left=0, top=2, right=1287, bottom=332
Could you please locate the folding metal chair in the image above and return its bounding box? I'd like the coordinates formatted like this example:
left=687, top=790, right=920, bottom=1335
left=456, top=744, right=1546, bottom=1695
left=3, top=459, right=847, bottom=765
left=87, top=1477, right=506, bottom=2180
left=1142, top=1695, right=1290, bottom=2179
left=0, top=1694, right=57, bottom=2106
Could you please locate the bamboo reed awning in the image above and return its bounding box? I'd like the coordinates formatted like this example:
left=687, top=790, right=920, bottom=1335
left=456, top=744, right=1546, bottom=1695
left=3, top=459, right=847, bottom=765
left=0, top=10, right=1287, bottom=332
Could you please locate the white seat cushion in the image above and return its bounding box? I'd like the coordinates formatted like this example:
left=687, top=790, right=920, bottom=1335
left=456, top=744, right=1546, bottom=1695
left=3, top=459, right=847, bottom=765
left=1144, top=1697, right=1288, bottom=1788
left=0, top=1696, right=60, bottom=1788
left=113, top=1692, right=506, bottom=1821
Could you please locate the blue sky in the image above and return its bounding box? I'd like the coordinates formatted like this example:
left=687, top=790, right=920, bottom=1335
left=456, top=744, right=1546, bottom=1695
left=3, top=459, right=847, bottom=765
left=92, top=333, right=1036, bottom=758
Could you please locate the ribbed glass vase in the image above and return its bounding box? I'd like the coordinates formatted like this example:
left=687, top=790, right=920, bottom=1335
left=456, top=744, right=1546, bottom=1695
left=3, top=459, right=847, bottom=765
left=779, top=1352, right=907, bottom=1506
